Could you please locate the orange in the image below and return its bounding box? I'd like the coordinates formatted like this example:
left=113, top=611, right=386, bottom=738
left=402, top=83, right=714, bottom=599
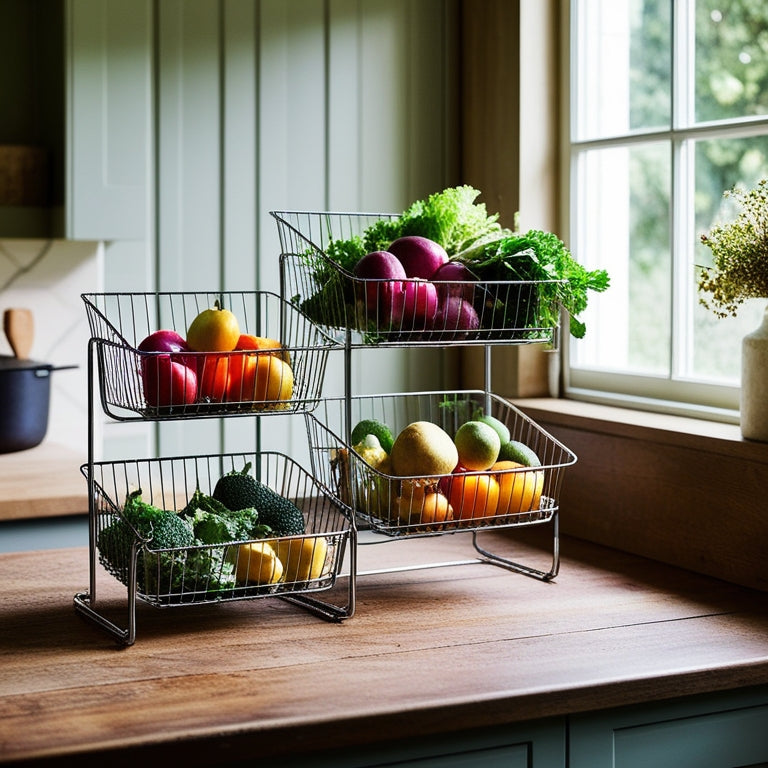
left=227, top=353, right=294, bottom=405
left=396, top=481, right=453, bottom=526
left=235, top=334, right=291, bottom=364
left=198, top=353, right=231, bottom=402
left=447, top=471, right=500, bottom=521
left=492, top=460, right=544, bottom=515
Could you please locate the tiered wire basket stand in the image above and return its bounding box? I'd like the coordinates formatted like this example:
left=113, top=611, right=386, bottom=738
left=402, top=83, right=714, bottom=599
left=272, top=210, right=578, bottom=582
left=74, top=290, right=356, bottom=646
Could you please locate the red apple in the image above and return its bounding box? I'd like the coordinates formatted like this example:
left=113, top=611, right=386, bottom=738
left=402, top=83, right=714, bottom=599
left=141, top=354, right=197, bottom=408
left=138, top=329, right=197, bottom=370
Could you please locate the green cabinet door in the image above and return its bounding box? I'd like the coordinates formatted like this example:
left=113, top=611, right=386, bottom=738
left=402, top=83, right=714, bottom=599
left=66, top=0, right=152, bottom=240
left=570, top=686, right=768, bottom=768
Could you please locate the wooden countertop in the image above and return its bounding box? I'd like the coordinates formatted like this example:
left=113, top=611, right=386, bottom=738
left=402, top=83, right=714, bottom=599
left=0, top=442, right=87, bottom=521
left=2, top=530, right=768, bottom=766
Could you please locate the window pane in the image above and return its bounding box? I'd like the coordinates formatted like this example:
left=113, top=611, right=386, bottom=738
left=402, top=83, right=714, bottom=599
left=571, top=142, right=671, bottom=374
left=695, top=0, right=768, bottom=123
left=690, top=134, right=768, bottom=382
left=574, top=0, right=671, bottom=140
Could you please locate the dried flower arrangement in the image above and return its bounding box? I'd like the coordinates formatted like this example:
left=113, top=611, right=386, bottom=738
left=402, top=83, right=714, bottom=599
left=698, top=178, right=768, bottom=318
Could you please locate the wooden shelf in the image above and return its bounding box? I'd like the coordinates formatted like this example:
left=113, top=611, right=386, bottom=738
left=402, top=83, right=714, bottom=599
left=0, top=442, right=87, bottom=521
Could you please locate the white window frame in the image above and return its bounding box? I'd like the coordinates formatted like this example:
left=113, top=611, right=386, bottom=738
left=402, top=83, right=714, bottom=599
left=560, top=0, right=768, bottom=424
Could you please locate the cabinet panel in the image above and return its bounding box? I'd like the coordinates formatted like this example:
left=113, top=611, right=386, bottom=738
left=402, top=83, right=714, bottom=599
left=570, top=687, right=768, bottom=768
left=67, top=0, right=152, bottom=240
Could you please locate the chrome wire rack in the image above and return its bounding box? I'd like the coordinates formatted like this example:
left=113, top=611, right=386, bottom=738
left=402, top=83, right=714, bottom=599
left=82, top=290, right=340, bottom=420
left=271, top=210, right=561, bottom=348
left=73, top=450, right=356, bottom=646
left=303, top=390, right=576, bottom=581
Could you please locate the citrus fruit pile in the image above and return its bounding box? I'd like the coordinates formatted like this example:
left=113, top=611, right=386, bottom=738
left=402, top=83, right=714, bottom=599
left=137, top=303, right=294, bottom=410
left=347, top=413, right=545, bottom=530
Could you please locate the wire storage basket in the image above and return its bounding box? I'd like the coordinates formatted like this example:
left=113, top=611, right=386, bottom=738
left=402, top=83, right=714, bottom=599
left=82, top=291, right=340, bottom=420
left=271, top=210, right=561, bottom=347
left=74, top=450, right=355, bottom=645
left=304, top=390, right=577, bottom=539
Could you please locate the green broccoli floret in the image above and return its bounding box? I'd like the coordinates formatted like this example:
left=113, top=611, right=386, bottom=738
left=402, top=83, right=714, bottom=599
left=183, top=484, right=271, bottom=542
left=97, top=489, right=195, bottom=591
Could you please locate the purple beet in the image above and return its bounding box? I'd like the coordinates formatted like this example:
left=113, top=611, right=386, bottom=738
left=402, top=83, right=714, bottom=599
left=429, top=296, right=480, bottom=340
left=431, top=260, right=477, bottom=302
left=388, top=236, right=448, bottom=279
left=353, top=250, right=407, bottom=327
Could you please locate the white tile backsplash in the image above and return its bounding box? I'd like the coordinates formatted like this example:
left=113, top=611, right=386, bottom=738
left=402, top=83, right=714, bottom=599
left=0, top=239, right=103, bottom=456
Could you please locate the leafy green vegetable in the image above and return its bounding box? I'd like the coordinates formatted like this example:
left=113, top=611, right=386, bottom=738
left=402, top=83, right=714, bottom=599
left=458, top=230, right=610, bottom=338
left=181, top=486, right=271, bottom=542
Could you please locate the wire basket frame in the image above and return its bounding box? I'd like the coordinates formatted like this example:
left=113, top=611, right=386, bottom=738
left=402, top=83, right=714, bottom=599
left=271, top=210, right=562, bottom=348
left=82, top=291, right=341, bottom=420
left=304, top=390, right=577, bottom=539
left=73, top=450, right=356, bottom=645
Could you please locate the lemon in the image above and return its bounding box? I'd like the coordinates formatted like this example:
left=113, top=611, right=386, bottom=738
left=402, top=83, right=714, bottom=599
left=235, top=541, right=283, bottom=585
left=275, top=536, right=329, bottom=582
left=390, top=421, right=459, bottom=477
left=454, top=420, right=501, bottom=471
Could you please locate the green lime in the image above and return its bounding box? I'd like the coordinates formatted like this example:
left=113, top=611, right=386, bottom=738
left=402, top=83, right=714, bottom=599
left=350, top=418, right=394, bottom=454
left=476, top=414, right=511, bottom=444
left=498, top=439, right=541, bottom=467
left=454, top=420, right=501, bottom=471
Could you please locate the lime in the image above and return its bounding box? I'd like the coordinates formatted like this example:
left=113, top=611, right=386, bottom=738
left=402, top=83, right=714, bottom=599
left=350, top=418, right=394, bottom=454
left=476, top=414, right=510, bottom=444
left=498, top=439, right=541, bottom=467
left=454, top=420, right=501, bottom=471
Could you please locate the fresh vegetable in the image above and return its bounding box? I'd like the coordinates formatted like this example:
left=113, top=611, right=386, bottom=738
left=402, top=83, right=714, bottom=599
left=457, top=228, right=610, bottom=339
left=388, top=235, right=448, bottom=278
left=212, top=462, right=306, bottom=537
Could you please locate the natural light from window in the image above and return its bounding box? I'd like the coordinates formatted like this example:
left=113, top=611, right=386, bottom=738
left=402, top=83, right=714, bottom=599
left=566, top=0, right=768, bottom=418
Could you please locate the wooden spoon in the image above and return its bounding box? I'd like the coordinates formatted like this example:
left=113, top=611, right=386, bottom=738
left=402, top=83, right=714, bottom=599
left=3, top=308, right=34, bottom=360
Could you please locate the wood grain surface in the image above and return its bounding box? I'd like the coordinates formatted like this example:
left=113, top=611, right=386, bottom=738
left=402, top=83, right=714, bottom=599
left=0, top=443, right=87, bottom=521
left=1, top=530, right=767, bottom=766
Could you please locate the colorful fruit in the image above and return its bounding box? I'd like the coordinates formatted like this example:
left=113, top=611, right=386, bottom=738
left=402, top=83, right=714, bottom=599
left=390, top=421, right=459, bottom=477
left=493, top=460, right=544, bottom=514
left=235, top=334, right=290, bottom=364
left=446, top=469, right=500, bottom=521
left=186, top=303, right=240, bottom=352
left=498, top=439, right=542, bottom=467
left=275, top=535, right=329, bottom=582
left=476, top=414, right=511, bottom=444
left=396, top=482, right=453, bottom=527
left=350, top=418, right=394, bottom=454
left=197, top=353, right=231, bottom=402
left=454, top=420, right=501, bottom=471
left=239, top=353, right=294, bottom=405
left=141, top=354, right=197, bottom=408
left=235, top=541, right=283, bottom=585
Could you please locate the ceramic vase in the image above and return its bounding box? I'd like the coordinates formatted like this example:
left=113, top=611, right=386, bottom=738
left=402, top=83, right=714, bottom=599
left=740, top=303, right=768, bottom=441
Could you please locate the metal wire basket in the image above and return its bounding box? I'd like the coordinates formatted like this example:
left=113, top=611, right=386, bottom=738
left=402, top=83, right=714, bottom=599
left=304, top=390, right=577, bottom=538
left=82, top=291, right=340, bottom=420
left=74, top=450, right=355, bottom=645
left=271, top=210, right=561, bottom=347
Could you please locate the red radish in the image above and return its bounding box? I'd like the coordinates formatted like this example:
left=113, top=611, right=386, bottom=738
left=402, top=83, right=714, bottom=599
left=401, top=279, right=438, bottom=330
left=430, top=296, right=480, bottom=340
left=431, top=261, right=477, bottom=302
left=353, top=251, right=407, bottom=326
left=141, top=354, right=197, bottom=408
left=388, top=236, right=448, bottom=279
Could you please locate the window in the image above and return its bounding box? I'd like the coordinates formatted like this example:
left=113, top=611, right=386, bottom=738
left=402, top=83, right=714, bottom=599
left=565, top=0, right=768, bottom=419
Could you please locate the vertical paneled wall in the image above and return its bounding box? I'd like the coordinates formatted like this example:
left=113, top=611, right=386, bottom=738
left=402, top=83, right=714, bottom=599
left=103, top=0, right=460, bottom=461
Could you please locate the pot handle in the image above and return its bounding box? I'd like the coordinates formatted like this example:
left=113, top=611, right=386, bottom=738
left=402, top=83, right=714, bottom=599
left=33, top=364, right=79, bottom=378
